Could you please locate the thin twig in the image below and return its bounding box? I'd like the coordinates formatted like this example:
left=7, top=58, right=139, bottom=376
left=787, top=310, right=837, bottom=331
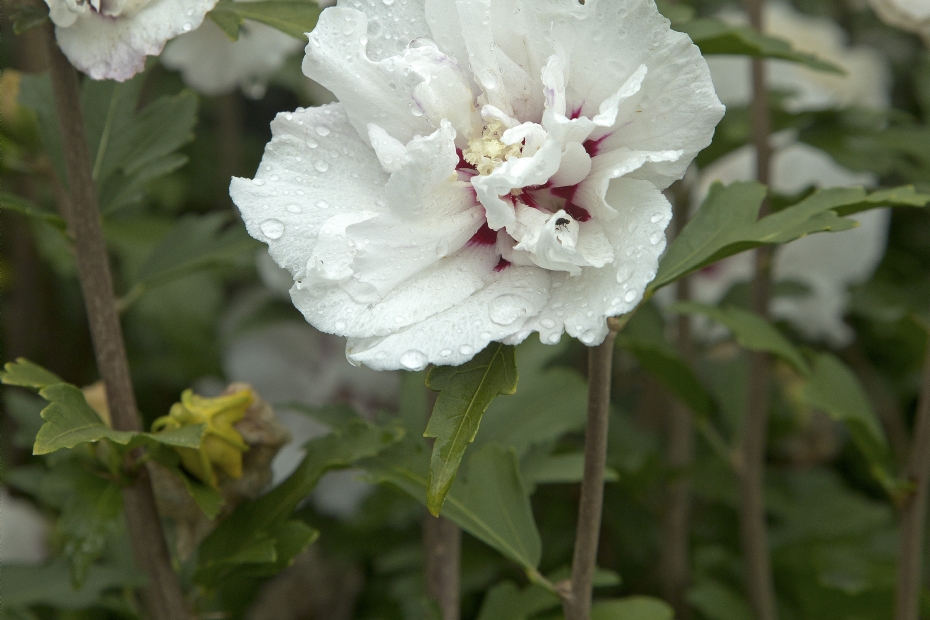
left=661, top=182, right=696, bottom=619
left=41, top=26, right=189, bottom=620
left=423, top=386, right=461, bottom=620
left=894, top=338, right=930, bottom=620
left=738, top=0, right=778, bottom=615
left=563, top=325, right=620, bottom=620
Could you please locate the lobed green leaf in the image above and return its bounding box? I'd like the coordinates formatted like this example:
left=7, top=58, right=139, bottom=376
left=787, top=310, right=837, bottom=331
left=424, top=343, right=518, bottom=516
left=208, top=0, right=321, bottom=40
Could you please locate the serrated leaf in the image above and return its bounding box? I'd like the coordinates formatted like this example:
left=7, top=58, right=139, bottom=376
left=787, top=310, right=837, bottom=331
left=800, top=353, right=892, bottom=479
left=57, top=471, right=123, bottom=587
left=1, top=358, right=64, bottom=389
left=33, top=384, right=135, bottom=455
left=133, top=213, right=256, bottom=288
left=208, top=0, right=321, bottom=40
left=669, top=302, right=810, bottom=376
left=425, top=343, right=518, bottom=515
left=366, top=442, right=541, bottom=570
left=195, top=419, right=402, bottom=585
left=680, top=18, right=843, bottom=74
left=651, top=183, right=928, bottom=292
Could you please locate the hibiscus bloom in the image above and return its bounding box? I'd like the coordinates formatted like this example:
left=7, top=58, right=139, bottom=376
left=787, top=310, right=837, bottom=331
left=231, top=0, right=724, bottom=370
left=45, top=0, right=218, bottom=81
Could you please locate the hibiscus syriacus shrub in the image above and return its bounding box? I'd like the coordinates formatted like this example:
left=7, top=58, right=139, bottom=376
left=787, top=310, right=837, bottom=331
left=3, top=0, right=930, bottom=618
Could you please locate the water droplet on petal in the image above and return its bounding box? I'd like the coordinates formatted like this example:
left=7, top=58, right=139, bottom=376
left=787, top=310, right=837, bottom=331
left=616, top=263, right=632, bottom=283
left=581, top=330, right=598, bottom=344
left=315, top=161, right=329, bottom=172
left=548, top=333, right=561, bottom=344
left=252, top=178, right=266, bottom=186
left=624, top=290, right=637, bottom=303
left=335, top=320, right=347, bottom=330
left=541, top=318, right=556, bottom=329
left=287, top=204, right=302, bottom=213
left=400, top=350, right=428, bottom=371
left=650, top=231, right=664, bottom=245
left=650, top=212, right=664, bottom=223
left=315, top=126, right=331, bottom=136
left=440, top=348, right=452, bottom=357
left=488, top=294, right=532, bottom=326
left=459, top=344, right=474, bottom=356
left=182, top=22, right=192, bottom=31
left=307, top=139, right=318, bottom=149
left=260, top=219, right=285, bottom=240
left=315, top=199, right=330, bottom=209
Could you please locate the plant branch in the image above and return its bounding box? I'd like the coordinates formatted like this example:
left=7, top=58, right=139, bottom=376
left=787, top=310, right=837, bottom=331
left=661, top=182, right=696, bottom=619
left=894, top=337, right=930, bottom=620
left=563, top=324, right=620, bottom=620
left=41, top=26, right=189, bottom=620
left=423, top=386, right=461, bottom=620
left=738, top=0, right=778, bottom=617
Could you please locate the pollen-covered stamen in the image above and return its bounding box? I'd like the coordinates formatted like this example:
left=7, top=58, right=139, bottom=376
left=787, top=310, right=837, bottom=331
left=463, top=121, right=524, bottom=176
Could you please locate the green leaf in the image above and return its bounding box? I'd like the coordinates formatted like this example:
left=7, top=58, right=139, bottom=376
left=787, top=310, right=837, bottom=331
left=1, top=358, right=64, bottom=389
left=679, top=18, right=843, bottom=74
left=589, top=597, right=675, bottom=620
left=133, top=213, right=257, bottom=289
left=33, top=384, right=135, bottom=455
left=800, top=353, right=893, bottom=483
left=179, top=469, right=224, bottom=519
left=425, top=343, right=518, bottom=516
left=367, top=442, right=542, bottom=570
left=687, top=579, right=753, bottom=620
left=196, top=419, right=402, bottom=585
left=617, top=304, right=716, bottom=419
left=669, top=302, right=810, bottom=376
left=0, top=192, right=68, bottom=231
left=11, top=5, right=50, bottom=35
left=3, top=560, right=145, bottom=611
left=521, top=450, right=619, bottom=487
left=475, top=340, right=588, bottom=457
left=208, top=0, right=321, bottom=40
left=57, top=471, right=123, bottom=586
left=649, top=182, right=928, bottom=291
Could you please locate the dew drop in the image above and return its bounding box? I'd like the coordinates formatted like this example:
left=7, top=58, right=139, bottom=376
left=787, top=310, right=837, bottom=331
left=649, top=231, right=664, bottom=245
left=581, top=330, right=598, bottom=344
left=650, top=212, right=664, bottom=223
left=252, top=178, right=266, bottom=186
left=541, top=318, right=556, bottom=329
left=459, top=344, right=475, bottom=356
left=616, top=263, right=632, bottom=283
left=440, top=348, right=452, bottom=357
left=548, top=333, right=560, bottom=344
left=315, top=199, right=330, bottom=209
left=260, top=219, right=285, bottom=240
left=400, top=350, right=428, bottom=371
left=182, top=22, right=192, bottom=31
left=624, top=290, right=637, bottom=303
left=270, top=175, right=280, bottom=182
left=315, top=161, right=329, bottom=172
left=488, top=294, right=532, bottom=326
left=335, top=320, right=347, bottom=330
left=306, top=139, right=319, bottom=149
left=315, top=126, right=331, bottom=136
left=287, top=204, right=302, bottom=213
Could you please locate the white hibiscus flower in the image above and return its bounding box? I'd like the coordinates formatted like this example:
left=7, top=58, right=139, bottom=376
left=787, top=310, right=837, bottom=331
left=679, top=3, right=892, bottom=347
left=161, top=2, right=304, bottom=98
left=231, top=0, right=724, bottom=371
left=868, top=0, right=930, bottom=43
left=45, top=0, right=218, bottom=81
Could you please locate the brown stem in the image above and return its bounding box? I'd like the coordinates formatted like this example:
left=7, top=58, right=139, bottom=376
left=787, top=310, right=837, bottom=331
left=738, top=0, right=778, bottom=614
left=423, top=387, right=461, bottom=620
left=563, top=326, right=619, bottom=620
left=661, top=185, right=695, bottom=620
left=41, top=27, right=189, bottom=620
left=894, top=339, right=930, bottom=620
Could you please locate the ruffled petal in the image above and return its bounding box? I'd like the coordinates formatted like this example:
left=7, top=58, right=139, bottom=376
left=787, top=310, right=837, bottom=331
left=346, top=264, right=550, bottom=370
left=51, top=0, right=218, bottom=81
left=302, top=7, right=435, bottom=145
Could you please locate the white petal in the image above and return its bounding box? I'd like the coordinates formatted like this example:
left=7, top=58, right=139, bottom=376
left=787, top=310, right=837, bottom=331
left=346, top=264, right=550, bottom=370
left=548, top=141, right=592, bottom=188
left=517, top=178, right=672, bottom=347
left=367, top=123, right=407, bottom=174
left=162, top=19, right=302, bottom=97
left=51, top=0, right=218, bottom=81
left=338, top=0, right=431, bottom=62
left=302, top=7, right=434, bottom=146
left=384, top=120, right=460, bottom=216
left=472, top=138, right=563, bottom=231
left=512, top=207, right=614, bottom=275
left=590, top=64, right=647, bottom=131
left=574, top=148, right=682, bottom=220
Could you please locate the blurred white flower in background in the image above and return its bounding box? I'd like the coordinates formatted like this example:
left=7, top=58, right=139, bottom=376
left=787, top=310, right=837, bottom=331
left=0, top=487, right=49, bottom=565
left=45, top=0, right=218, bottom=81
left=679, top=2, right=892, bottom=347
left=868, top=0, right=930, bottom=43
left=161, top=1, right=304, bottom=98
left=231, top=0, right=724, bottom=371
